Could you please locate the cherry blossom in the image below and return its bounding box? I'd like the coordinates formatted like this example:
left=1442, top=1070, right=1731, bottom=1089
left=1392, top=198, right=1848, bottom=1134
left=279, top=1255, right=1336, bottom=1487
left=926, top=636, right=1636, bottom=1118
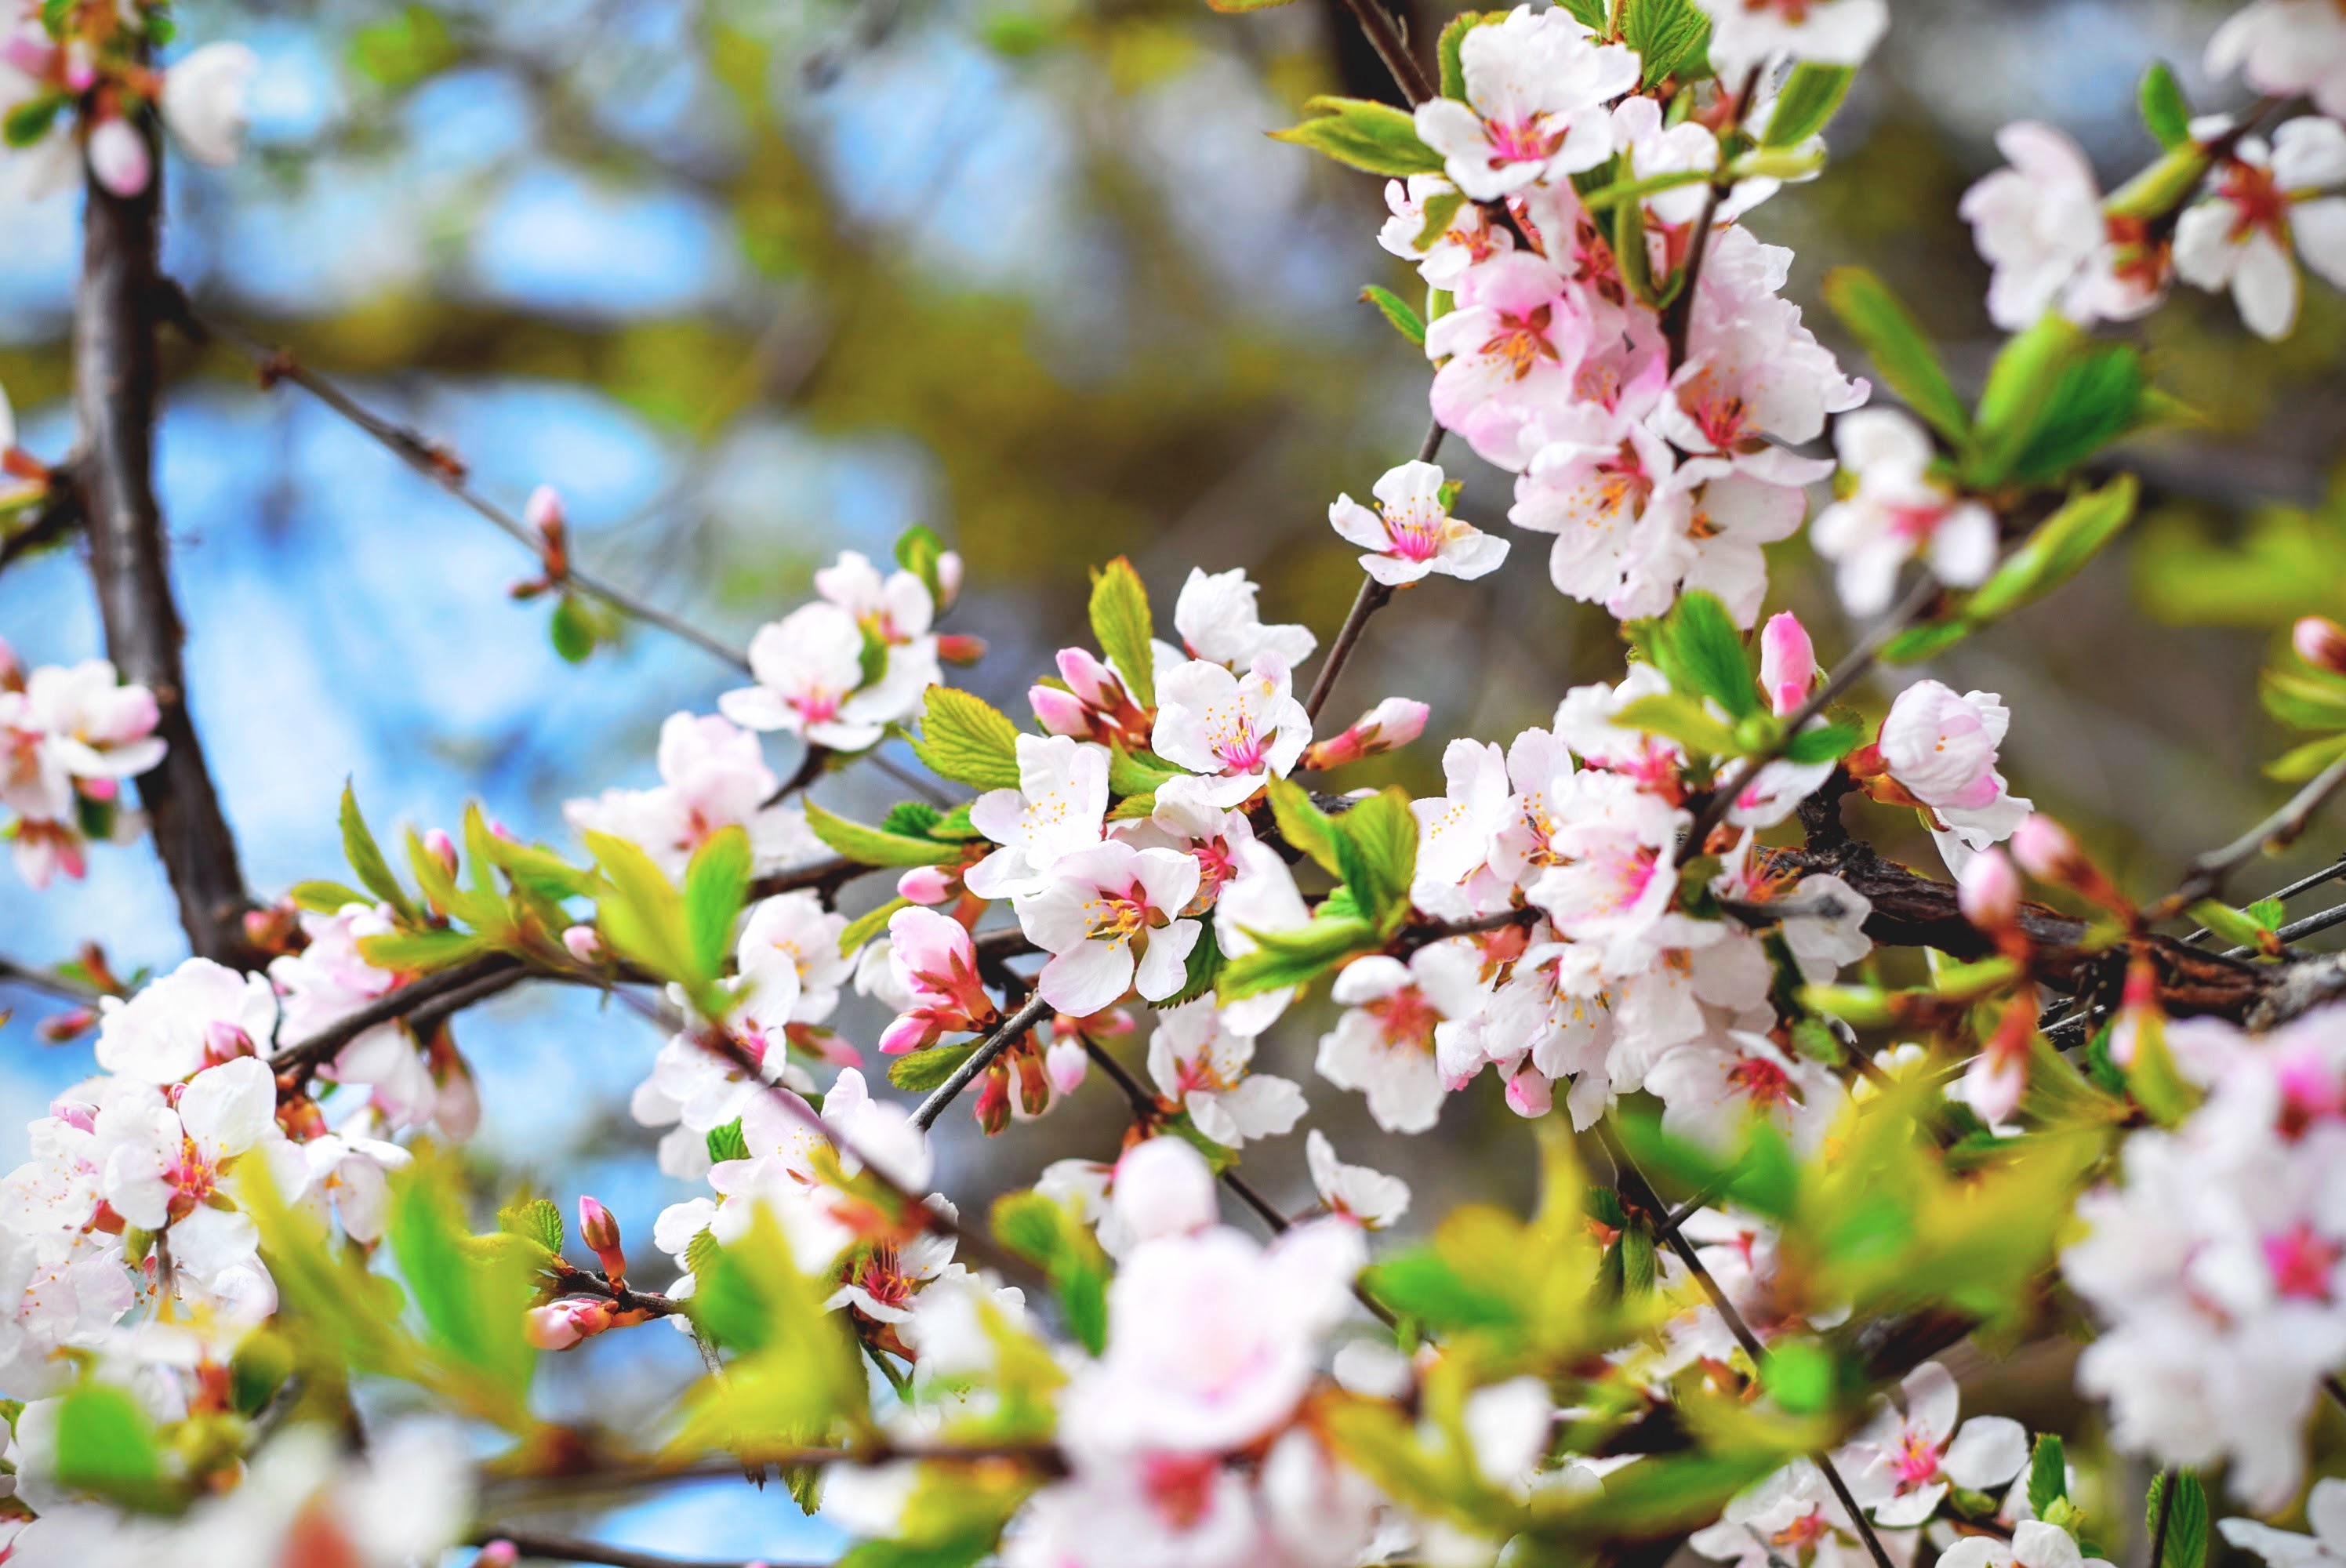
left=1316, top=944, right=1487, bottom=1133
left=876, top=906, right=998, bottom=1054
left=159, top=42, right=258, bottom=168
left=1690, top=1459, right=1879, bottom=1568
left=721, top=601, right=928, bottom=751
left=2221, top=1479, right=2346, bottom=1568
left=1524, top=768, right=1701, bottom=974
left=1643, top=1029, right=1847, bottom=1155
left=1171, top=567, right=1316, bottom=671
left=1327, top=459, right=1508, bottom=586
left=94, top=956, right=274, bottom=1085
left=1146, top=1000, right=1306, bottom=1149
left=1411, top=5, right=1639, bottom=202
left=2174, top=117, right=2346, bottom=342
left=1961, top=122, right=2161, bottom=331
left=964, top=732, right=1110, bottom=899
left=1305, top=1130, right=1411, bottom=1229
left=1811, top=410, right=2000, bottom=615
left=1378, top=173, right=1512, bottom=289
left=1939, top=1521, right=2111, bottom=1568
left=1696, top=0, right=1888, bottom=73
left=1151, top=655, right=1310, bottom=811
left=1429, top=252, right=1592, bottom=471
left=1866, top=681, right=2032, bottom=853
left=1839, top=1361, right=2030, bottom=1527
left=565, top=710, right=819, bottom=877
left=1302, top=697, right=1429, bottom=771
left=2208, top=1, right=2346, bottom=120
left=1016, top=840, right=1204, bottom=1014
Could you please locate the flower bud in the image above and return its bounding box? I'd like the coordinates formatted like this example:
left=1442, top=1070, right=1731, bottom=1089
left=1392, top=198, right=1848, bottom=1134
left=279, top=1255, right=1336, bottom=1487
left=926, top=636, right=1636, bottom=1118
left=1112, top=1137, right=1217, bottom=1242
left=578, top=1196, right=626, bottom=1283
left=935, top=551, right=964, bottom=610
left=2009, top=814, right=2077, bottom=883
left=936, top=633, right=986, bottom=665
left=525, top=485, right=566, bottom=542
left=561, top=924, right=605, bottom=964
left=1760, top=612, right=1817, bottom=717
left=478, top=1543, right=521, bottom=1568
left=78, top=775, right=117, bottom=803
left=1504, top=1065, right=1553, bottom=1119
left=0, top=634, right=20, bottom=691
left=205, top=1019, right=256, bottom=1065
left=895, top=865, right=955, bottom=906
left=1015, top=1050, right=1051, bottom=1117
left=1956, top=847, right=2021, bottom=933
left=87, top=115, right=151, bottom=199
left=2295, top=616, right=2346, bottom=676
left=1304, top=697, right=1429, bottom=769
left=1045, top=1036, right=1089, bottom=1096
left=975, top=1063, right=1012, bottom=1136
left=1056, top=648, right=1123, bottom=709
left=423, top=828, right=459, bottom=880
left=35, top=1007, right=98, bottom=1044
left=1030, top=684, right=1094, bottom=739
left=525, top=1298, right=615, bottom=1351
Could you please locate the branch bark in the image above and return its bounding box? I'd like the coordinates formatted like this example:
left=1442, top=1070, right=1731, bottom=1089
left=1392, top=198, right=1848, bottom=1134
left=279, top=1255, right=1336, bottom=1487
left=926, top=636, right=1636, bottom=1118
left=74, top=111, right=260, bottom=967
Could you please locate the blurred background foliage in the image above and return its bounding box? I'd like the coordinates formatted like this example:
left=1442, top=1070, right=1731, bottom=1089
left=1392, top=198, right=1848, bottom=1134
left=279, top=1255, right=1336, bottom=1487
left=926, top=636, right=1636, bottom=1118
left=3, top=0, right=2344, bottom=1555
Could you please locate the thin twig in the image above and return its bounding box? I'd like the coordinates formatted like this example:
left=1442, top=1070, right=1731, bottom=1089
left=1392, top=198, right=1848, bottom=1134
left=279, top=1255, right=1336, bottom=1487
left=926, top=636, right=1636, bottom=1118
left=2184, top=853, right=2346, bottom=944
left=2228, top=895, right=2346, bottom=957
left=158, top=286, right=750, bottom=672
left=1659, top=67, right=1763, bottom=368
left=910, top=993, right=1052, bottom=1131
left=2170, top=750, right=2346, bottom=910
left=1334, top=0, right=1435, bottom=104
left=1685, top=572, right=1942, bottom=851
left=0, top=954, right=104, bottom=1005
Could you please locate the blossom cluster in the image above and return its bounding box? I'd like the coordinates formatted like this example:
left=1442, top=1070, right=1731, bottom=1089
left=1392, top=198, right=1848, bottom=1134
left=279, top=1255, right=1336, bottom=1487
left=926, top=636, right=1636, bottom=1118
left=0, top=644, right=165, bottom=887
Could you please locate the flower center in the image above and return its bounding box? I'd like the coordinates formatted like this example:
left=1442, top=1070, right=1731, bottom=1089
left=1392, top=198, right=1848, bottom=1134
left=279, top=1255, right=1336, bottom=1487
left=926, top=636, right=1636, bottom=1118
left=1727, top=1053, right=1794, bottom=1109
left=2263, top=1221, right=2341, bottom=1301
left=1368, top=984, right=1440, bottom=1054
left=1480, top=304, right=1560, bottom=382
left=1486, top=114, right=1564, bottom=168
left=2221, top=158, right=2291, bottom=242
left=1084, top=884, right=1160, bottom=947
left=1891, top=1428, right=1944, bottom=1487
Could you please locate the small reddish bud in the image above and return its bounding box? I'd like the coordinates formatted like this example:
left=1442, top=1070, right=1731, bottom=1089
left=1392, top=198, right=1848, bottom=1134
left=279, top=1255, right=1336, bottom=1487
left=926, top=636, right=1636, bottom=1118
left=423, top=828, right=459, bottom=880
left=578, top=1196, right=626, bottom=1283
left=478, top=1543, right=521, bottom=1568
left=895, top=865, right=955, bottom=905
left=2010, top=815, right=2077, bottom=882
left=35, top=1007, right=98, bottom=1044
left=2295, top=616, right=2346, bottom=675
left=1045, top=1036, right=1089, bottom=1096
left=1759, top=612, right=1818, bottom=717
left=1030, top=684, right=1094, bottom=739
left=1504, top=1065, right=1553, bottom=1119
left=1957, top=848, right=2021, bottom=933
left=205, top=1019, right=256, bottom=1065
left=1303, top=697, right=1429, bottom=769
left=936, top=633, right=986, bottom=665
left=1057, top=648, right=1124, bottom=709
left=243, top=901, right=302, bottom=954
left=561, top=924, right=605, bottom=964
left=525, top=1299, right=616, bottom=1350
left=975, top=1063, right=1012, bottom=1136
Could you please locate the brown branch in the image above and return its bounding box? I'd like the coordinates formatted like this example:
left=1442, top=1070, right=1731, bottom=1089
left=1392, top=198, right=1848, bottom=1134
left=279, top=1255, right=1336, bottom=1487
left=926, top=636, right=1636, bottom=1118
left=74, top=111, right=260, bottom=967
left=1333, top=0, right=1435, bottom=105
left=467, top=1528, right=818, bottom=1568
left=1658, top=67, right=1763, bottom=369
left=2169, top=749, right=2346, bottom=911
left=0, top=953, right=104, bottom=1005
left=910, top=993, right=1051, bottom=1131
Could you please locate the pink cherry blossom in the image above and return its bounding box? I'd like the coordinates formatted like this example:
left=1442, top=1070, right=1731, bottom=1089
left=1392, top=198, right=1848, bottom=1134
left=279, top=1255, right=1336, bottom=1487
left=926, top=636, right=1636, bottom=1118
left=1151, top=655, right=1310, bottom=812
left=1760, top=611, right=1818, bottom=717
left=1875, top=681, right=2032, bottom=851
left=1146, top=1000, right=1306, bottom=1149
left=1171, top=567, right=1316, bottom=671
left=1017, top=840, right=1203, bottom=1014
left=1305, top=1129, right=1411, bottom=1229
left=1697, top=0, right=1887, bottom=73
left=1378, top=173, right=1513, bottom=289
left=964, top=733, right=1109, bottom=899
left=877, top=906, right=997, bottom=1054
left=1839, top=1361, right=2030, bottom=1527
left=2208, top=1, right=2346, bottom=120
left=721, top=601, right=928, bottom=751
left=1961, top=122, right=2164, bottom=331
left=2174, top=118, right=2346, bottom=342
left=1428, top=252, right=1593, bottom=472
left=1411, top=5, right=1638, bottom=202
left=1327, top=459, right=1508, bottom=586
left=1811, top=410, right=1999, bottom=615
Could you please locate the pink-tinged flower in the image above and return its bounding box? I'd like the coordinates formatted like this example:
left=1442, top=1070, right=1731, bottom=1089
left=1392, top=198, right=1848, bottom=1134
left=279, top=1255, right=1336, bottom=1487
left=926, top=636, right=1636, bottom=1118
left=1172, top=566, right=1316, bottom=671
left=1302, top=696, right=1429, bottom=771
left=1146, top=1000, right=1306, bottom=1148
left=292, top=1123, right=410, bottom=1245
left=97, top=956, right=278, bottom=1086
left=1429, top=252, right=1593, bottom=472
left=1697, top=0, right=1886, bottom=71
left=91, top=1054, right=281, bottom=1236
left=1760, top=612, right=1818, bottom=717
left=1109, top=1135, right=1220, bottom=1244
left=15, top=659, right=165, bottom=783
left=877, top=906, right=998, bottom=1054
left=2209, top=2, right=2346, bottom=120
left=830, top=1225, right=957, bottom=1323
left=1509, top=390, right=1676, bottom=611
left=964, top=733, right=1109, bottom=899
left=1060, top=1215, right=1363, bottom=1458
left=1411, top=5, right=1639, bottom=202
left=2174, top=118, right=2346, bottom=342
left=566, top=711, right=818, bottom=877
left=721, top=601, right=927, bottom=751
left=1811, top=410, right=1999, bottom=615
left=1645, top=1029, right=1848, bottom=1156
left=1525, top=769, right=1700, bottom=975
left=527, top=1298, right=617, bottom=1350
left=1328, top=459, right=1508, bottom=586
left=1045, top=1036, right=1089, bottom=1095
left=1316, top=944, right=1489, bottom=1132
left=1611, top=95, right=1720, bottom=230
left=1690, top=1460, right=1875, bottom=1568
left=1151, top=655, right=1311, bottom=811
left=1210, top=839, right=1313, bottom=1036
left=1017, top=841, right=1204, bottom=1015
left=734, top=890, right=855, bottom=1030
left=1306, top=1129, right=1410, bottom=1229
left=1958, top=848, right=2022, bottom=935
left=815, top=550, right=936, bottom=649
left=2295, top=615, right=2346, bottom=675
left=1032, top=647, right=1150, bottom=746
left=1409, top=737, right=1516, bottom=917
left=1941, top=1523, right=2114, bottom=1568
left=1637, top=461, right=1810, bottom=629
left=1873, top=681, right=2033, bottom=851
left=895, top=863, right=955, bottom=905
left=1839, top=1362, right=2030, bottom=1527
left=161, top=42, right=259, bottom=168
left=1552, top=662, right=1687, bottom=786
left=85, top=114, right=151, bottom=197
left=1960, top=122, right=2163, bottom=331
left=1379, top=173, right=1513, bottom=289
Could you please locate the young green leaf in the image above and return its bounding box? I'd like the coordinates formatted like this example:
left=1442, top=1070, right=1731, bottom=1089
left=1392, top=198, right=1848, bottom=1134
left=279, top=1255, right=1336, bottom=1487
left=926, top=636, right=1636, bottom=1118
left=289, top=878, right=372, bottom=914
left=888, top=1041, right=979, bottom=1092
left=2139, top=61, right=2192, bottom=151
left=1088, top=556, right=1157, bottom=710
left=804, top=800, right=964, bottom=868
left=354, top=925, right=487, bottom=974
left=684, top=824, right=753, bottom=983
left=1763, top=63, right=1854, bottom=147
left=2269, top=731, right=2346, bottom=783
left=1821, top=267, right=1970, bottom=445
left=583, top=829, right=702, bottom=991
left=385, top=1157, right=537, bottom=1416
left=2148, top=1471, right=2209, bottom=1568
left=1610, top=691, right=1741, bottom=757
left=50, top=1381, right=170, bottom=1509
left=1269, top=97, right=1445, bottom=177
left=706, top=1118, right=750, bottom=1163
left=909, top=687, right=1023, bottom=791
left=2261, top=668, right=2346, bottom=731
left=1621, top=0, right=1712, bottom=86
left=340, top=781, right=419, bottom=922
left=1654, top=591, right=1757, bottom=719
left=1218, top=912, right=1380, bottom=1000
left=1436, top=12, right=1500, bottom=101
left=1966, top=314, right=2089, bottom=486
left=2026, top=1432, right=2066, bottom=1515
left=839, top=896, right=911, bottom=956
left=1266, top=778, right=1344, bottom=878
left=1360, top=284, right=1428, bottom=347
left=1781, top=717, right=1865, bottom=766
left=496, top=1196, right=566, bottom=1256
left=894, top=524, right=950, bottom=602
left=1965, top=474, right=2139, bottom=622
left=882, top=800, right=944, bottom=837
left=1108, top=745, right=1182, bottom=797
left=549, top=593, right=597, bottom=662
left=1331, top=787, right=1418, bottom=934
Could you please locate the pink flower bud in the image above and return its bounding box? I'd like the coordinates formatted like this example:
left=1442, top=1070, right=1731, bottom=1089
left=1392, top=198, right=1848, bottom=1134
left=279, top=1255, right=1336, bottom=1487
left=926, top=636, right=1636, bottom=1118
left=86, top=116, right=151, bottom=198
left=1956, top=848, right=2020, bottom=932
left=205, top=1019, right=256, bottom=1065
left=2295, top=616, right=2346, bottom=676
left=1030, top=684, right=1094, bottom=738
left=562, top=924, right=605, bottom=964
left=1760, top=612, right=1817, bottom=717
left=935, top=551, right=964, bottom=609
left=423, top=828, right=459, bottom=880
left=936, top=633, right=986, bottom=665
left=525, top=485, right=565, bottom=539
left=1056, top=647, right=1122, bottom=709
left=578, top=1196, right=626, bottom=1281
left=1504, top=1065, right=1553, bottom=1119
left=1305, top=697, right=1429, bottom=768
left=1111, top=1137, right=1217, bottom=1242
left=895, top=865, right=954, bottom=905
left=525, top=1299, right=614, bottom=1350
left=478, top=1542, right=521, bottom=1567
left=78, top=776, right=117, bottom=803
left=1045, top=1036, right=1089, bottom=1095
left=878, top=1014, right=932, bottom=1056
left=2009, top=814, right=2078, bottom=883
left=35, top=1007, right=98, bottom=1045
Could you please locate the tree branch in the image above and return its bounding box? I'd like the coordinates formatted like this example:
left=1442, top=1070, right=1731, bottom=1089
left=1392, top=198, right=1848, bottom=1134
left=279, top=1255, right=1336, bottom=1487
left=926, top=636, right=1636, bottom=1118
left=910, top=993, right=1051, bottom=1131
left=1302, top=416, right=1444, bottom=724
left=467, top=1528, right=819, bottom=1568
left=75, top=113, right=260, bottom=967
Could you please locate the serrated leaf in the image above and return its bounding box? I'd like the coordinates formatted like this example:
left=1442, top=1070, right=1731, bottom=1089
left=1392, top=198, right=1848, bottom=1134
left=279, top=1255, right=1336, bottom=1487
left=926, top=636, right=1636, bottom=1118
left=2028, top=1432, right=2067, bottom=1515
left=1218, top=913, right=1379, bottom=1000
left=496, top=1197, right=565, bottom=1255
left=706, top=1119, right=750, bottom=1163
left=888, top=1041, right=979, bottom=1092
left=1821, top=267, right=1970, bottom=445
left=1360, top=284, right=1427, bottom=347
left=1781, top=717, right=1865, bottom=765
left=882, top=800, right=945, bottom=837
left=1164, top=918, right=1225, bottom=1007
left=1621, top=0, right=1712, bottom=86
left=1763, top=63, right=1854, bottom=147
left=1334, top=787, right=1418, bottom=934
left=909, top=687, right=1023, bottom=791
left=2148, top=1471, right=2208, bottom=1568
left=1437, top=11, right=1500, bottom=100
left=1088, top=557, right=1157, bottom=710
left=804, top=800, right=964, bottom=869
left=340, top=782, right=419, bottom=923
left=684, top=825, right=752, bottom=983
left=2139, top=61, right=2191, bottom=151
left=927, top=802, right=983, bottom=840
left=1269, top=96, right=1444, bottom=176
left=1654, top=590, right=1757, bottom=719
left=1108, top=745, right=1182, bottom=798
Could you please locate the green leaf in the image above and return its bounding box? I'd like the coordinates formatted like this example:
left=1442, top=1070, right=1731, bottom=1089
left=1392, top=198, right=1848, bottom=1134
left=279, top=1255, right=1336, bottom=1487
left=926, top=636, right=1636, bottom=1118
left=2148, top=1471, right=2209, bottom=1568
left=50, top=1380, right=169, bottom=1509
left=1088, top=556, right=1157, bottom=710
left=1621, top=0, right=1712, bottom=85
left=340, top=782, right=419, bottom=923
left=1966, top=475, right=2139, bottom=621
left=1218, top=913, right=1379, bottom=1000
left=1781, top=717, right=1865, bottom=765
left=1333, top=787, right=1418, bottom=934
left=583, top=829, right=703, bottom=993
left=2261, top=668, right=2346, bottom=731
left=2271, top=732, right=2346, bottom=782
left=1578, top=167, right=1713, bottom=213
left=2139, top=61, right=2192, bottom=151
left=926, top=803, right=984, bottom=840
left=2006, top=344, right=2147, bottom=485
left=840, top=896, right=911, bottom=956
left=804, top=800, right=964, bottom=868
left=895, top=524, right=950, bottom=603
left=1654, top=591, right=1757, bottom=719
left=347, top=3, right=460, bottom=88
left=1360, top=284, right=1427, bottom=347
left=1414, top=187, right=1469, bottom=250
left=888, top=1042, right=979, bottom=1092
left=386, top=1157, right=536, bottom=1416
left=355, top=926, right=486, bottom=974
left=1763, top=64, right=1854, bottom=147
left=1611, top=691, right=1740, bottom=757
left=1269, top=96, right=1444, bottom=177
left=1436, top=12, right=1498, bottom=101
left=1266, top=777, right=1344, bottom=877
left=2, top=94, right=64, bottom=150
left=909, top=687, right=1023, bottom=791
left=550, top=593, right=597, bottom=662
left=684, top=825, right=753, bottom=982
left=2028, top=1432, right=2067, bottom=1515
left=1966, top=314, right=2109, bottom=487
left=1760, top=1339, right=1837, bottom=1414
left=1108, top=745, right=1182, bottom=798
left=1821, top=268, right=1970, bottom=445
left=289, top=878, right=372, bottom=914
left=496, top=1197, right=565, bottom=1255
left=992, top=1191, right=1109, bottom=1356
left=706, top=1119, right=750, bottom=1164
left=883, top=801, right=944, bottom=837
left=1879, top=616, right=1977, bottom=666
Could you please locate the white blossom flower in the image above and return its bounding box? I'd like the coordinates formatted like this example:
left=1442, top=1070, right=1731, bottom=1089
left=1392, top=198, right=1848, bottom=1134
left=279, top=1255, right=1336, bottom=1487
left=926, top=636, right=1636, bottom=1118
left=964, top=733, right=1110, bottom=899
left=1378, top=174, right=1513, bottom=289
left=1873, top=681, right=2032, bottom=852
left=1305, top=1130, right=1410, bottom=1229
left=1017, top=840, right=1204, bottom=1014
left=1412, top=5, right=1639, bottom=201
left=1146, top=1000, right=1306, bottom=1149
left=721, top=601, right=928, bottom=751
left=1328, top=460, right=1508, bottom=586
left=2221, top=1478, right=2346, bottom=1568
left=1172, top=566, right=1316, bottom=670
left=95, top=956, right=275, bottom=1086
left=2174, top=117, right=2346, bottom=342
left=1697, top=0, right=1887, bottom=73
left=2209, top=2, right=2346, bottom=120
left=1960, top=122, right=2162, bottom=330
left=1811, top=410, right=1999, bottom=615
left=160, top=42, right=258, bottom=167
left=1839, top=1361, right=2031, bottom=1527
left=1152, top=655, right=1312, bottom=811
